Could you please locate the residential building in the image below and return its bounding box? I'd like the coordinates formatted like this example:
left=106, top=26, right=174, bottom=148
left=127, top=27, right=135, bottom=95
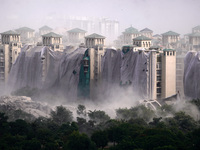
left=133, top=35, right=152, bottom=51
left=140, top=28, right=153, bottom=38
left=67, top=28, right=86, bottom=45
left=0, top=30, right=22, bottom=84
left=123, top=26, right=141, bottom=45
left=78, top=33, right=105, bottom=99
left=161, top=31, right=180, bottom=48
left=15, top=27, right=35, bottom=44
left=42, top=32, right=64, bottom=51
left=188, top=32, right=200, bottom=51
left=148, top=49, right=176, bottom=100
left=66, top=16, right=119, bottom=43
left=192, top=25, right=200, bottom=33
left=39, top=26, right=53, bottom=35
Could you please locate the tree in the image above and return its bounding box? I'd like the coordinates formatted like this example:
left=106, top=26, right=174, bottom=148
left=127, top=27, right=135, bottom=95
left=91, top=130, right=108, bottom=149
left=116, top=105, right=155, bottom=122
left=65, top=131, right=96, bottom=150
left=50, top=105, right=73, bottom=125
left=173, top=111, right=197, bottom=132
left=88, top=110, right=110, bottom=124
left=77, top=104, right=87, bottom=118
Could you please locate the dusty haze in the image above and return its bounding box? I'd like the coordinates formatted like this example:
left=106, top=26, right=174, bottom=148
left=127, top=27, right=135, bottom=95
left=0, top=0, right=200, bottom=35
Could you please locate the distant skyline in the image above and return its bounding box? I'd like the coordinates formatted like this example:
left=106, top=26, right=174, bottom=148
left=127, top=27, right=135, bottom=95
left=0, top=0, right=200, bottom=37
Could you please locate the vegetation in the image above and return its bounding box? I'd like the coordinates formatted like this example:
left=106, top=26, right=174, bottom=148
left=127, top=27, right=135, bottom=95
left=0, top=102, right=200, bottom=150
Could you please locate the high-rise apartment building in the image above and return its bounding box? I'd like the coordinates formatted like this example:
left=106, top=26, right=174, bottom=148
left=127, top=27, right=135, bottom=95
left=67, top=28, right=86, bottom=45
left=0, top=30, right=22, bottom=85
left=42, top=32, right=64, bottom=51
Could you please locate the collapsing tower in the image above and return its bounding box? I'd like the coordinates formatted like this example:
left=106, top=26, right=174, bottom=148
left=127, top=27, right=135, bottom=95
left=78, top=33, right=105, bottom=99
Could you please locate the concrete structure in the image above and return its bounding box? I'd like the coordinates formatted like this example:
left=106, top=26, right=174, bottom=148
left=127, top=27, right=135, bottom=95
left=66, top=16, right=119, bottom=42
left=133, top=35, right=152, bottom=49
left=67, top=28, right=86, bottom=45
left=39, top=26, right=53, bottom=35
left=123, top=26, right=141, bottom=45
left=15, top=27, right=35, bottom=44
left=148, top=49, right=176, bottom=100
left=0, top=30, right=22, bottom=84
left=192, top=25, right=200, bottom=33
left=140, top=28, right=153, bottom=38
left=161, top=49, right=176, bottom=98
left=176, top=49, right=186, bottom=96
left=85, top=33, right=105, bottom=48
left=161, top=31, right=180, bottom=48
left=84, top=33, right=106, bottom=99
left=188, top=32, right=200, bottom=51
left=42, top=32, right=63, bottom=51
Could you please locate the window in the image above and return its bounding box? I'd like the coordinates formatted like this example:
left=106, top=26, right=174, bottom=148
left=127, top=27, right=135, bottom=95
left=157, top=70, right=162, bottom=74
left=157, top=88, right=161, bottom=93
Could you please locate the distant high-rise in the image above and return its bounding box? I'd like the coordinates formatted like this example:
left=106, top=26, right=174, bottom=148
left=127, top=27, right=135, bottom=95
left=67, top=28, right=86, bottom=45
left=123, top=26, right=141, bottom=45
left=15, top=27, right=35, bottom=44
left=66, top=16, right=119, bottom=43
left=39, top=25, right=53, bottom=36
left=161, top=31, right=180, bottom=48
left=140, top=28, right=153, bottom=38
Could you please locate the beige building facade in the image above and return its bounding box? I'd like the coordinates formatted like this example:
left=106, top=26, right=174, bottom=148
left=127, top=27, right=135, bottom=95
left=162, top=31, right=180, bottom=48
left=39, top=25, right=53, bottom=36
left=15, top=27, right=35, bottom=44
left=133, top=35, right=152, bottom=50
left=42, top=32, right=63, bottom=51
left=123, top=26, right=141, bottom=45
left=67, top=28, right=86, bottom=45
left=0, top=30, right=22, bottom=85
left=140, top=28, right=153, bottom=38
left=85, top=33, right=105, bottom=99
left=147, top=49, right=176, bottom=100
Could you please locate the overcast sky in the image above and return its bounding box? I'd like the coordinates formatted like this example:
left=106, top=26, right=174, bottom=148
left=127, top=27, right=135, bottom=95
left=0, top=0, right=200, bottom=36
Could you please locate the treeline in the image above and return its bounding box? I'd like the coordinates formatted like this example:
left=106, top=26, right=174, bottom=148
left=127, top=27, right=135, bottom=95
left=0, top=103, right=200, bottom=150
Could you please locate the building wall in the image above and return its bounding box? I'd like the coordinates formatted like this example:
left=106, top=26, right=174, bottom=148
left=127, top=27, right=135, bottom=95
left=162, top=35, right=180, bottom=46
left=176, top=54, right=184, bottom=95
left=161, top=51, right=176, bottom=98
left=42, top=37, right=63, bottom=51
left=141, top=32, right=152, bottom=38
left=133, top=40, right=151, bottom=48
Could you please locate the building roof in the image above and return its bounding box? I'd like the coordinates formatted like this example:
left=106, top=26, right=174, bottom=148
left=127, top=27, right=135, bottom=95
left=163, top=49, right=176, bottom=51
left=153, top=34, right=161, bottom=37
left=133, top=35, right=152, bottom=41
left=124, top=26, right=140, bottom=34
left=67, top=28, right=86, bottom=33
left=184, top=33, right=191, bottom=36
left=1, top=30, right=20, bottom=35
left=39, top=25, right=53, bottom=30
left=192, top=25, right=200, bottom=30
left=188, top=32, right=200, bottom=37
left=140, top=28, right=153, bottom=32
left=85, top=33, right=105, bottom=39
left=15, top=27, right=35, bottom=32
left=42, top=32, right=62, bottom=38
left=162, top=31, right=180, bottom=36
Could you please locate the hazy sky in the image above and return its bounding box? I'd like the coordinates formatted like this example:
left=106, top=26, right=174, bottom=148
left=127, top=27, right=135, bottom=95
left=0, top=0, right=200, bottom=36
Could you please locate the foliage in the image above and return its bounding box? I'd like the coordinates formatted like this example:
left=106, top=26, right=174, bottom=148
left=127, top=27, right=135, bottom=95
left=50, top=105, right=73, bottom=125
left=65, top=131, right=96, bottom=150
left=91, top=130, right=108, bottom=149
left=0, top=102, right=199, bottom=150
left=88, top=110, right=110, bottom=124
left=116, top=105, right=156, bottom=122
left=191, top=99, right=200, bottom=111
left=77, top=104, right=87, bottom=117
